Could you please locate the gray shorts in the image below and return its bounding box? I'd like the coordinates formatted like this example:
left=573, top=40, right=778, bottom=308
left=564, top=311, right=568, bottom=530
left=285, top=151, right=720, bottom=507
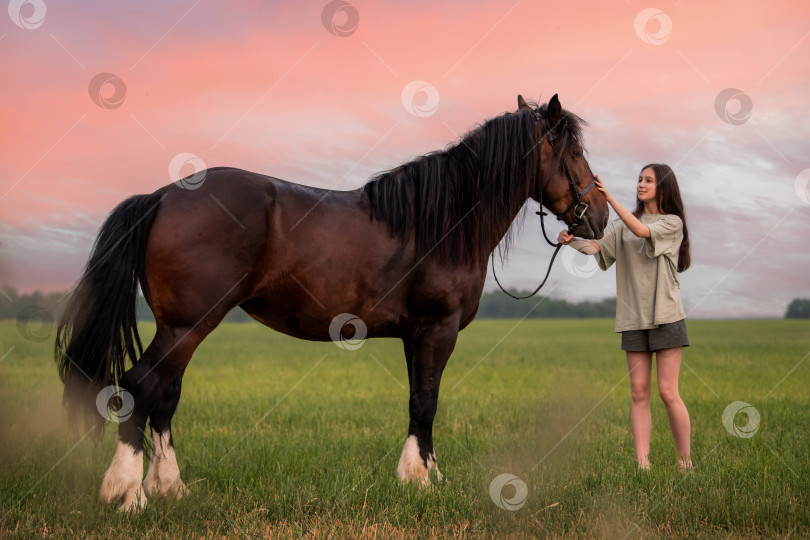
left=621, top=319, right=689, bottom=352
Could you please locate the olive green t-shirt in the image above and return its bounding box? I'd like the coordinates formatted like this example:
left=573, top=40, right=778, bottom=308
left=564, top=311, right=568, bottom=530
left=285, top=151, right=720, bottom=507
left=594, top=214, right=685, bottom=332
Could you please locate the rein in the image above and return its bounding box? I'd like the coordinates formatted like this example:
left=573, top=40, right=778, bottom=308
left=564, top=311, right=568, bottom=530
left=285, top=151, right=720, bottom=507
left=491, top=109, right=597, bottom=300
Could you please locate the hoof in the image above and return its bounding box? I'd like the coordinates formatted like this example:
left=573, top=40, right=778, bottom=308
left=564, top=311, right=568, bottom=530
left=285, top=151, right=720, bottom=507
left=169, top=480, right=189, bottom=499
left=396, top=435, right=432, bottom=488
left=398, top=465, right=431, bottom=488
left=100, top=439, right=145, bottom=511
left=143, top=429, right=188, bottom=499
left=144, top=477, right=188, bottom=499
left=117, top=486, right=148, bottom=512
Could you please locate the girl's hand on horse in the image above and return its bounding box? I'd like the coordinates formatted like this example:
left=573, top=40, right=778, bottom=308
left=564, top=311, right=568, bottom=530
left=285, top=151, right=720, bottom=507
left=594, top=175, right=614, bottom=204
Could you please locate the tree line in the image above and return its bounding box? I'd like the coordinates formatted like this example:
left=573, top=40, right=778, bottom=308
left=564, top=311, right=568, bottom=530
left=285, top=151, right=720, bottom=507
left=785, top=298, right=810, bottom=319
left=2, top=286, right=809, bottom=321
left=475, top=290, right=616, bottom=319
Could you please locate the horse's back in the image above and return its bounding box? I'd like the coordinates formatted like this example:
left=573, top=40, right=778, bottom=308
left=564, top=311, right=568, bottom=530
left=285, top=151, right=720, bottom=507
left=144, top=168, right=412, bottom=336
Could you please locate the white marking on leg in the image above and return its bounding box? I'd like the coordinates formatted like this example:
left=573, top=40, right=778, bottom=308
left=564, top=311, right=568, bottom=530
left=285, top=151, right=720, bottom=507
left=397, top=434, right=429, bottom=487
left=143, top=429, right=188, bottom=499
left=99, top=437, right=147, bottom=512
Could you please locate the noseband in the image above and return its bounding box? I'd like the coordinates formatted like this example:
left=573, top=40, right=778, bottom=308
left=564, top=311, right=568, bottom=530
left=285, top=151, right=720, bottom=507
left=492, top=108, right=597, bottom=300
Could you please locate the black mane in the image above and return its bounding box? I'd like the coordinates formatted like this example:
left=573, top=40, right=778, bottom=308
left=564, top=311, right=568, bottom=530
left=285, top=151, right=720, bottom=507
left=363, top=103, right=586, bottom=265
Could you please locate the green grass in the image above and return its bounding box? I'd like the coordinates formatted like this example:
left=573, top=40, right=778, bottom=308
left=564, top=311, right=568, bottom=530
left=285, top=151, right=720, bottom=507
left=1, top=318, right=808, bottom=538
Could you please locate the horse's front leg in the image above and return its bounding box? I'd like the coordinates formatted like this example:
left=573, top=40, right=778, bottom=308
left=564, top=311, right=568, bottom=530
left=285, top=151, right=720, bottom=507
left=397, top=318, right=458, bottom=487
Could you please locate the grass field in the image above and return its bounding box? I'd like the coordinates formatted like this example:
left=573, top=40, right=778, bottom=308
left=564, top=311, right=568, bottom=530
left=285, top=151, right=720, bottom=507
left=1, top=318, right=808, bottom=538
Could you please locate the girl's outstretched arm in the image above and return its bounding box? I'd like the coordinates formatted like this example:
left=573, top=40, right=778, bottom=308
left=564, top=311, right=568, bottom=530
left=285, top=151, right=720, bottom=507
left=594, top=176, right=651, bottom=239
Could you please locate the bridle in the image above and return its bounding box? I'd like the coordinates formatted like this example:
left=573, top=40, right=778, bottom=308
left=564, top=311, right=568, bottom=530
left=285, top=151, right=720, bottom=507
left=492, top=108, right=598, bottom=300
left=536, top=113, right=597, bottom=231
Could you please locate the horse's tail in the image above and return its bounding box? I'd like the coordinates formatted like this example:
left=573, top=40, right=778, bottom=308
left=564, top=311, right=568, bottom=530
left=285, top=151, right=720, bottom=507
left=55, top=192, right=162, bottom=438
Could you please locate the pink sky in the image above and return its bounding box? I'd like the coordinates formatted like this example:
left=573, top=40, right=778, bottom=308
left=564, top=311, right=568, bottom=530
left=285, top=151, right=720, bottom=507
left=1, top=0, right=809, bottom=317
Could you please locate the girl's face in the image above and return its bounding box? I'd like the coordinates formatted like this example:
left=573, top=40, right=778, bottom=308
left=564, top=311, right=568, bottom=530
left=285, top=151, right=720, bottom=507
left=637, top=167, right=657, bottom=204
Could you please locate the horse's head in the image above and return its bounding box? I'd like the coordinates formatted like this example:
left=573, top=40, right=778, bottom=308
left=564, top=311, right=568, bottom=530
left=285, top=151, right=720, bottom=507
left=519, top=94, right=609, bottom=240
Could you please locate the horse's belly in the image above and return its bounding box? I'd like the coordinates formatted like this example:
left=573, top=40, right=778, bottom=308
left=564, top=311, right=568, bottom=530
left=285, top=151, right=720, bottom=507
left=237, top=298, right=327, bottom=340
left=238, top=296, right=402, bottom=342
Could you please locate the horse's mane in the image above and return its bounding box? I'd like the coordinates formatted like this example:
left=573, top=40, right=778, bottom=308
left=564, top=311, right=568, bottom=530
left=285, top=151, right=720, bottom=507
left=362, top=102, right=586, bottom=266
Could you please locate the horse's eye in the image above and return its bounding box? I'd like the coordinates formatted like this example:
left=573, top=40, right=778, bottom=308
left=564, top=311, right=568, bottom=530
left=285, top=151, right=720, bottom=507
left=572, top=150, right=581, bottom=159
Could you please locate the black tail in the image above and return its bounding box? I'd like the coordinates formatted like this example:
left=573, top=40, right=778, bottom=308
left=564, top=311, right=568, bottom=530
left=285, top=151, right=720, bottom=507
left=55, top=192, right=162, bottom=438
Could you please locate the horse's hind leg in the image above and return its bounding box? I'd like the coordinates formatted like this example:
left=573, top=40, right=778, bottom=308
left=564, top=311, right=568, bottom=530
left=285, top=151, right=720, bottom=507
left=98, top=354, right=161, bottom=511
left=99, top=327, right=207, bottom=511
left=143, top=372, right=188, bottom=499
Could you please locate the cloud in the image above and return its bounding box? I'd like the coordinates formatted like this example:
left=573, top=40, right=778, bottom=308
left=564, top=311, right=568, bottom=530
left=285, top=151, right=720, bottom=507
left=2, top=0, right=809, bottom=318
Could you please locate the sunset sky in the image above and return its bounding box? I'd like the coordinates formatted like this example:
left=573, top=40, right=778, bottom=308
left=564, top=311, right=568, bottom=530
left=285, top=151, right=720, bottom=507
left=1, top=0, right=808, bottom=318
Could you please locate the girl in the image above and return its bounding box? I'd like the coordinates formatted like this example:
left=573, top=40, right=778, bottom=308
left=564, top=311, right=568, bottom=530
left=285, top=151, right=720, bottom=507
left=559, top=163, right=692, bottom=470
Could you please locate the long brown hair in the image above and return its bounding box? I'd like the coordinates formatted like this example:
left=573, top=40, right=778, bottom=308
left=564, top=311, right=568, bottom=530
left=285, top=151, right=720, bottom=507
left=632, top=163, right=691, bottom=272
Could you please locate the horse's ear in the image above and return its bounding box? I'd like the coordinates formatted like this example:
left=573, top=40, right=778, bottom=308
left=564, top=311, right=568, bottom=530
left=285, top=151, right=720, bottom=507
left=517, top=95, right=530, bottom=111
left=548, top=94, right=562, bottom=126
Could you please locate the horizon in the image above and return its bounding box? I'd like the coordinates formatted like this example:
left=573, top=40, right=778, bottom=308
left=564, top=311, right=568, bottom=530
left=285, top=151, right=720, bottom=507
left=2, top=285, right=804, bottom=322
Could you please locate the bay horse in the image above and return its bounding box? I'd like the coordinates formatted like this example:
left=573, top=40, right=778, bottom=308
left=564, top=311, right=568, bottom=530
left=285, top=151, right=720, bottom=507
left=55, top=94, right=608, bottom=511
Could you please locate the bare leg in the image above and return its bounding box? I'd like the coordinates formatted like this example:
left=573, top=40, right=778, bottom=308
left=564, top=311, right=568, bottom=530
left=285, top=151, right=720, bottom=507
left=655, top=347, right=691, bottom=468
left=626, top=352, right=653, bottom=469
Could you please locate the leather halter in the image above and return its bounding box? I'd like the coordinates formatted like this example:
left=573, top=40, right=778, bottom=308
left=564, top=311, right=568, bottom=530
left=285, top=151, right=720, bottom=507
left=536, top=113, right=597, bottom=233
left=491, top=108, right=597, bottom=300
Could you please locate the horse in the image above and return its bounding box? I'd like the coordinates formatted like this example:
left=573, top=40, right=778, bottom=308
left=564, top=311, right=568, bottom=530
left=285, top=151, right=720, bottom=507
left=55, top=94, right=608, bottom=511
